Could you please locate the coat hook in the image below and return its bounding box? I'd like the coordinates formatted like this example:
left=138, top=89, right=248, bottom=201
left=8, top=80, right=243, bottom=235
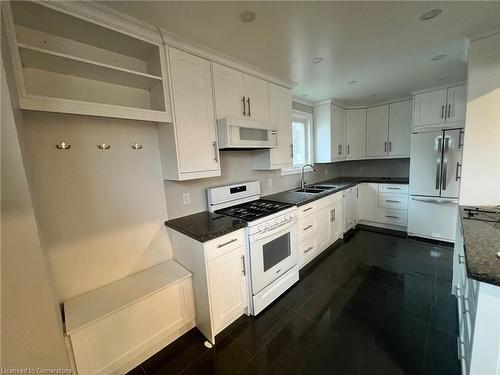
left=56, top=141, right=71, bottom=150
left=98, top=142, right=111, bottom=150
left=132, top=142, right=143, bottom=150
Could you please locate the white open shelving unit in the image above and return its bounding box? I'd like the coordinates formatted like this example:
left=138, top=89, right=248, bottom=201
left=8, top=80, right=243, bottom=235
left=3, top=1, right=172, bottom=122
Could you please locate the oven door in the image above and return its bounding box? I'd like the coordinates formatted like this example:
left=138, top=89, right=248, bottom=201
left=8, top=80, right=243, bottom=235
left=248, top=220, right=298, bottom=294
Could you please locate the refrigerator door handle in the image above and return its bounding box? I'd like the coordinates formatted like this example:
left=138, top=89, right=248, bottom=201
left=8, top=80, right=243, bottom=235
left=411, top=197, right=457, bottom=204
left=435, top=158, right=441, bottom=190
left=441, top=137, right=449, bottom=191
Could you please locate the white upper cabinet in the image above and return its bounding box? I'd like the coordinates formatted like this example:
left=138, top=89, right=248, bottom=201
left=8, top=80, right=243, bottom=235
left=243, top=74, right=269, bottom=122
left=388, top=100, right=412, bottom=157
left=252, top=83, right=292, bottom=169
left=212, top=62, right=269, bottom=121
left=159, top=47, right=220, bottom=180
left=212, top=63, right=245, bottom=119
left=366, top=105, right=389, bottom=158
left=346, top=108, right=366, bottom=160
left=314, top=104, right=346, bottom=163
left=3, top=1, right=170, bottom=123
left=413, top=84, right=466, bottom=127
left=445, top=85, right=466, bottom=123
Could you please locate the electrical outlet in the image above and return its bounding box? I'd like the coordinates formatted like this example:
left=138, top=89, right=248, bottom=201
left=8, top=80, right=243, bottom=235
left=182, top=193, right=191, bottom=205
left=267, top=178, right=273, bottom=188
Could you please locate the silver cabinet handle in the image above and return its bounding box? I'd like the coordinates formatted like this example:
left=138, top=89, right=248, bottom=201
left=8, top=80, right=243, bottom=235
left=242, top=96, right=246, bottom=116
left=290, top=144, right=293, bottom=157
left=246, top=97, right=251, bottom=117
left=304, top=246, right=314, bottom=254
left=441, top=105, right=445, bottom=119
left=303, top=207, right=312, bottom=212
left=386, top=200, right=400, bottom=203
left=303, top=225, right=313, bottom=231
left=338, top=144, right=342, bottom=155
left=386, top=187, right=401, bottom=190
left=389, top=141, right=392, bottom=152
left=347, top=144, right=350, bottom=154
left=217, top=238, right=237, bottom=248
left=447, top=104, right=452, bottom=119
left=213, top=141, right=218, bottom=162
left=458, top=254, right=465, bottom=264
left=456, top=162, right=462, bottom=181
left=411, top=197, right=452, bottom=204
left=241, top=255, right=246, bottom=276
left=385, top=215, right=399, bottom=219
left=458, top=129, right=464, bottom=148
left=384, top=141, right=387, bottom=152
left=330, top=208, right=336, bottom=222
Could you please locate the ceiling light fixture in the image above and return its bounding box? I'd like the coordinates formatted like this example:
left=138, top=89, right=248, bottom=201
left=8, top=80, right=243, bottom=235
left=419, top=9, right=442, bottom=21
left=431, top=54, right=446, bottom=61
left=312, top=57, right=324, bottom=64
left=348, top=80, right=358, bottom=85
left=239, top=10, right=256, bottom=23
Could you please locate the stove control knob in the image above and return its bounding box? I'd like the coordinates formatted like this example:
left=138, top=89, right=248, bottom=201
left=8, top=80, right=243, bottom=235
left=265, top=223, right=270, bottom=229
left=258, top=225, right=264, bottom=231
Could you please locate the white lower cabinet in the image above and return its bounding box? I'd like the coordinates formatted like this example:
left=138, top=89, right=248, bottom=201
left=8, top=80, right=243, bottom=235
left=298, top=192, right=343, bottom=269
left=344, top=186, right=359, bottom=232
left=168, top=228, right=247, bottom=344
left=357, top=183, right=409, bottom=230
left=452, top=215, right=500, bottom=375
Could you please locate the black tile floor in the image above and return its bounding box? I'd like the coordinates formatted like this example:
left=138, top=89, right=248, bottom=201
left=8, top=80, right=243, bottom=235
left=129, top=229, right=460, bottom=375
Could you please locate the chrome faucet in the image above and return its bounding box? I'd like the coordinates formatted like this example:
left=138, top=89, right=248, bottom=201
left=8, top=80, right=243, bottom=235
left=300, top=164, right=316, bottom=190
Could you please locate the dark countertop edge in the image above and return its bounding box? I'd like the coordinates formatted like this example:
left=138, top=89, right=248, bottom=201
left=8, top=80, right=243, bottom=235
left=165, top=213, right=246, bottom=243
left=459, top=206, right=500, bottom=288
left=263, top=176, right=409, bottom=207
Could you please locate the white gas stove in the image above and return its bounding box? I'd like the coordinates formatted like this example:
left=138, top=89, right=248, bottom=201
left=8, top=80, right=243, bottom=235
left=208, top=181, right=298, bottom=315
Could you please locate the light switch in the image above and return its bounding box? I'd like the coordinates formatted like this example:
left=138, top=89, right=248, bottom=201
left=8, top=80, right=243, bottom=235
left=267, top=178, right=273, bottom=188
left=183, top=193, right=191, bottom=205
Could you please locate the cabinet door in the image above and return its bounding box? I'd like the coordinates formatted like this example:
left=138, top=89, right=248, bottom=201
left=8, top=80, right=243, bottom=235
left=366, top=105, right=389, bottom=158
left=268, top=83, right=292, bottom=167
left=388, top=100, right=412, bottom=157
left=244, top=74, right=269, bottom=121
left=346, top=108, right=366, bottom=159
left=333, top=106, right=347, bottom=161
left=445, top=85, right=466, bottom=123
left=357, top=183, right=378, bottom=222
left=414, top=89, right=447, bottom=126
left=344, top=187, right=358, bottom=231
left=212, top=62, right=245, bottom=119
left=316, top=207, right=332, bottom=252
left=169, top=48, right=219, bottom=174
left=330, top=200, right=344, bottom=241
left=208, top=247, right=247, bottom=333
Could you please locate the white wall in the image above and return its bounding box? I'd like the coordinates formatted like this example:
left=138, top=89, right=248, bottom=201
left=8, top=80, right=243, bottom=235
left=460, top=33, right=500, bottom=206
left=1, top=60, right=70, bottom=370
left=20, top=112, right=173, bottom=302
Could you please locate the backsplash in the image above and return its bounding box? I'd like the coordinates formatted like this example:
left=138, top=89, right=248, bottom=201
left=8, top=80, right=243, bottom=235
left=164, top=153, right=410, bottom=218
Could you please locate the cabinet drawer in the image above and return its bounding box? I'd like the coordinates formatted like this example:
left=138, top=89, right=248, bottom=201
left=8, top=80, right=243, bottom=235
left=298, top=236, right=317, bottom=269
left=378, top=184, right=408, bottom=194
left=378, top=208, right=408, bottom=226
left=206, top=230, right=245, bottom=261
left=296, top=201, right=317, bottom=219
left=297, top=215, right=316, bottom=241
left=378, top=193, right=408, bottom=210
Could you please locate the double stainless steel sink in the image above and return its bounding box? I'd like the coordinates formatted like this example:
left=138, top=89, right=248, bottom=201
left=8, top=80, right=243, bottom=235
left=293, top=184, right=338, bottom=194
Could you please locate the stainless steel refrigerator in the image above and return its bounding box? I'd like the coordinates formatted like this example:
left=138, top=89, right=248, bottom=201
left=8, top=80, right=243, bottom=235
left=408, top=128, right=464, bottom=242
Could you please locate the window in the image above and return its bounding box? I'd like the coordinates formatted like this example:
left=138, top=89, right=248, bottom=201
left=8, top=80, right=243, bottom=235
left=291, top=111, right=313, bottom=169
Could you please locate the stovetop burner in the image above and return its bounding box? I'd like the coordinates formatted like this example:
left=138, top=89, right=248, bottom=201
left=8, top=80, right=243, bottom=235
left=215, top=199, right=293, bottom=222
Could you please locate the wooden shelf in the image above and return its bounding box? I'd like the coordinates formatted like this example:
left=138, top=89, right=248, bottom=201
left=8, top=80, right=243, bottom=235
left=18, top=43, right=163, bottom=90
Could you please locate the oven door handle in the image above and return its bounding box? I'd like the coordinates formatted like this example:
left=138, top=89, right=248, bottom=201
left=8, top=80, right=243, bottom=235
left=250, top=220, right=296, bottom=242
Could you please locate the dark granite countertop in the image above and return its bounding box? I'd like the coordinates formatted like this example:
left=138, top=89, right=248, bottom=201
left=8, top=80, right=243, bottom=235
left=165, top=211, right=246, bottom=243
left=460, top=206, right=500, bottom=287
left=264, top=176, right=409, bottom=207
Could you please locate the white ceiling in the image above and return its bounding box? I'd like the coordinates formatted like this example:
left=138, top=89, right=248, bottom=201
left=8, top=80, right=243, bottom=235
left=102, top=1, right=500, bottom=106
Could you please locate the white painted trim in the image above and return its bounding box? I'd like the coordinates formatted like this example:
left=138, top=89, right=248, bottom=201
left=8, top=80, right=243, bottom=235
left=410, top=81, right=466, bottom=96
left=312, top=96, right=412, bottom=110
left=292, top=96, right=315, bottom=106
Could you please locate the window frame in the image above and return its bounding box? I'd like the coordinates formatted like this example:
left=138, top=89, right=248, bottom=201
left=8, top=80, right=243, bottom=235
left=281, top=109, right=314, bottom=176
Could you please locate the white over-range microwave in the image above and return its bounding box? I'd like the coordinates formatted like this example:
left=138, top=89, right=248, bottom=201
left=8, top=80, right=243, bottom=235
left=217, top=118, right=278, bottom=149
